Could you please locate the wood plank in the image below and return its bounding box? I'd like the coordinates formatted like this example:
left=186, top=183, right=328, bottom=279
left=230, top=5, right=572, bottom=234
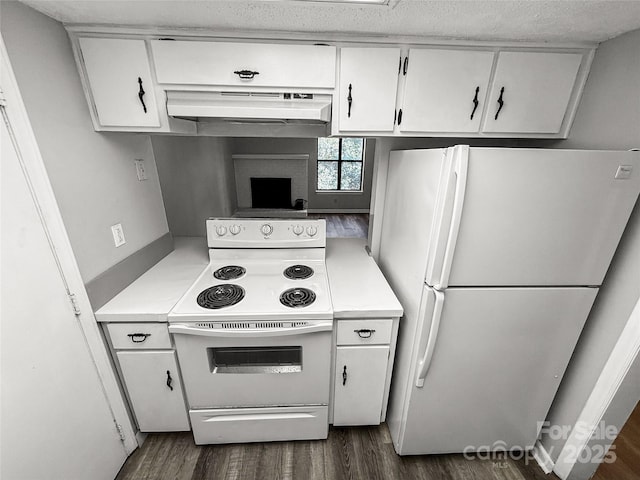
left=308, top=214, right=369, bottom=239
left=116, top=425, right=559, bottom=480
left=593, top=401, right=640, bottom=480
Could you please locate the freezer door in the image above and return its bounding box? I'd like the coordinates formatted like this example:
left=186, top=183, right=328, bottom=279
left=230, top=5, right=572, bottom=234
left=445, top=148, right=640, bottom=286
left=392, top=285, right=598, bottom=455
left=379, top=148, right=446, bottom=300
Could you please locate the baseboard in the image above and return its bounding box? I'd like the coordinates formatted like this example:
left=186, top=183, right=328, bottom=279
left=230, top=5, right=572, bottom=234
left=532, top=440, right=555, bottom=474
left=85, top=232, right=174, bottom=310
left=307, top=208, right=370, bottom=214
left=135, top=431, right=148, bottom=448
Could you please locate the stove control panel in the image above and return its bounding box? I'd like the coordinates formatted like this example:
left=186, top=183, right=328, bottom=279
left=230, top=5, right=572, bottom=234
left=207, top=218, right=326, bottom=248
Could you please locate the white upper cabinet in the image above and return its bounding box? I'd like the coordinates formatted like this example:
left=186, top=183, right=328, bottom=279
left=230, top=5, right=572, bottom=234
left=482, top=51, right=584, bottom=134
left=398, top=49, right=495, bottom=133
left=79, top=37, right=161, bottom=128
left=335, top=47, right=401, bottom=133
left=150, top=40, right=336, bottom=89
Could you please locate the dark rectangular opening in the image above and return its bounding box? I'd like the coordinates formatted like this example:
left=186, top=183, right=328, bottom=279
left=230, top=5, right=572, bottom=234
left=208, top=346, right=302, bottom=374
left=251, top=177, right=292, bottom=209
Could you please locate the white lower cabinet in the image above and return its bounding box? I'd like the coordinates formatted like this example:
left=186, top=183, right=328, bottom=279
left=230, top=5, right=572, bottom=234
left=333, top=345, right=390, bottom=426
left=116, top=350, right=190, bottom=432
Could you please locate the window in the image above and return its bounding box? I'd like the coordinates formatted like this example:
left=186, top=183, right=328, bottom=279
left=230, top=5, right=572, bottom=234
left=317, top=137, right=365, bottom=191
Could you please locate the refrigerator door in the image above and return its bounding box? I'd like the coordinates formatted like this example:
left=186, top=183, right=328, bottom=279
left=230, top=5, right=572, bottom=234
left=378, top=148, right=447, bottom=438
left=390, top=285, right=598, bottom=455
left=435, top=148, right=640, bottom=287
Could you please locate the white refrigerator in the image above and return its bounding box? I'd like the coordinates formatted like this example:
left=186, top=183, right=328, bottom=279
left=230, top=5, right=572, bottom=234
left=378, top=146, right=640, bottom=455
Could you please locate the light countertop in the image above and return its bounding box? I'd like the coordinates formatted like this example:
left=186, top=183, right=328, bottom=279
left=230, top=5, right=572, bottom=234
left=95, top=236, right=402, bottom=322
left=95, top=237, right=209, bottom=322
left=326, top=238, right=403, bottom=319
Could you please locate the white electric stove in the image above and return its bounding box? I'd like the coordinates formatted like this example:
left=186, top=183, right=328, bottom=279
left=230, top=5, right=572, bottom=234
left=168, top=218, right=334, bottom=445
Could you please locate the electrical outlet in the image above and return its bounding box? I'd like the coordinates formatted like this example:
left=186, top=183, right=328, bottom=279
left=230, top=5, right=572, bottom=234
left=134, top=159, right=148, bottom=181
left=111, top=223, right=126, bottom=247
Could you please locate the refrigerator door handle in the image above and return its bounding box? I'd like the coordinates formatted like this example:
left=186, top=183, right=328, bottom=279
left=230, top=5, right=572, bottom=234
left=415, top=290, right=445, bottom=387
left=435, top=145, right=469, bottom=290
left=425, top=149, right=455, bottom=285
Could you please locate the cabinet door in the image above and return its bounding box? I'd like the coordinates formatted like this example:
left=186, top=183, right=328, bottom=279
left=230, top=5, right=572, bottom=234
left=483, top=51, right=583, bottom=134
left=151, top=41, right=336, bottom=89
left=337, top=48, right=400, bottom=132
left=399, top=49, right=494, bottom=133
left=79, top=38, right=160, bottom=128
left=117, top=351, right=189, bottom=432
left=333, top=345, right=389, bottom=426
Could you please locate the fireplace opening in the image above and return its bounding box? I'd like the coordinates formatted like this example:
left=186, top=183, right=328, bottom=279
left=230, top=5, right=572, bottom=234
left=251, top=177, right=292, bottom=209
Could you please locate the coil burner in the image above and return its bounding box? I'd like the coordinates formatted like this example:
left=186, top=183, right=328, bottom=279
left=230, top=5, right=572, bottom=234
left=213, top=265, right=246, bottom=280
left=197, top=284, right=245, bottom=309
left=283, top=265, right=314, bottom=280
left=279, top=287, right=316, bottom=308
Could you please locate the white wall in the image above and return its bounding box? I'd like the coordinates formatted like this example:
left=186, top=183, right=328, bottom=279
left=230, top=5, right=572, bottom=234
left=0, top=1, right=169, bottom=283
left=151, top=136, right=236, bottom=237
left=233, top=155, right=308, bottom=209
left=539, top=28, right=640, bottom=463
left=230, top=137, right=375, bottom=211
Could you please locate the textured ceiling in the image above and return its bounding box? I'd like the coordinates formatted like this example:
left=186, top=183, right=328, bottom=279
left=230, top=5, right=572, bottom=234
left=15, top=0, right=640, bottom=43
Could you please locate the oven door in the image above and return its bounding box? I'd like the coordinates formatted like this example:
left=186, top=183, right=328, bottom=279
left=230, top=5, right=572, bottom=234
left=169, top=321, right=333, bottom=409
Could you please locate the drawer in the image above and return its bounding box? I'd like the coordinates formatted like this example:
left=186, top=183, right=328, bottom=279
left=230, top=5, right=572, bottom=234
left=189, top=406, right=328, bottom=445
left=107, top=323, right=172, bottom=349
left=336, top=319, right=393, bottom=345
left=151, top=40, right=336, bottom=89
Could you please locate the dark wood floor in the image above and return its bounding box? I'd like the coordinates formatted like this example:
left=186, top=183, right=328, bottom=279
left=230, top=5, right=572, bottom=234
left=593, top=401, right=640, bottom=480
left=308, top=213, right=369, bottom=239
left=116, top=425, right=556, bottom=480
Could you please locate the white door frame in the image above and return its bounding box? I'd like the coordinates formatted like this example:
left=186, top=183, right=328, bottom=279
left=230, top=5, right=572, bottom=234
left=1, top=36, right=137, bottom=454
left=551, top=294, right=640, bottom=479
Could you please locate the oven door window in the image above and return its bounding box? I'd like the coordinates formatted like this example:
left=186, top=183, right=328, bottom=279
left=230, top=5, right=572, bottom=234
left=208, top=346, right=302, bottom=374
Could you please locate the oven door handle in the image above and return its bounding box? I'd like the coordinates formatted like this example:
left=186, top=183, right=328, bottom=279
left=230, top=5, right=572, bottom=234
left=168, top=322, right=333, bottom=337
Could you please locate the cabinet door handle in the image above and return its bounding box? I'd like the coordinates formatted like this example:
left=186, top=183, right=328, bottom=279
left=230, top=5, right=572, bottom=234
left=234, top=69, right=259, bottom=80
left=342, top=365, right=347, bottom=386
left=403, top=56, right=408, bottom=75
left=137, top=77, right=147, bottom=113
left=470, top=86, right=480, bottom=120
left=494, top=86, right=505, bottom=120
left=127, top=333, right=151, bottom=343
left=354, top=328, right=376, bottom=338
left=397, top=108, right=403, bottom=126
left=166, top=370, right=174, bottom=391
left=347, top=83, right=353, bottom=118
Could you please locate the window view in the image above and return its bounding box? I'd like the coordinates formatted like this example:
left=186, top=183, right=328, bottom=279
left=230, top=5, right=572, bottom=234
left=317, top=137, right=364, bottom=191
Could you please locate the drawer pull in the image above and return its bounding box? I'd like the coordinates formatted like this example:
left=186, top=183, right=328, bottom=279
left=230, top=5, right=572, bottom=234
left=234, top=69, right=260, bottom=80
left=166, top=370, right=174, bottom=391
left=342, top=365, right=347, bottom=386
left=127, top=333, right=151, bottom=343
left=354, top=328, right=376, bottom=339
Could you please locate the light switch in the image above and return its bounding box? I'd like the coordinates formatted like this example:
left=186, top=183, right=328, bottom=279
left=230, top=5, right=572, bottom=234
left=135, top=159, right=148, bottom=181
left=111, top=223, right=126, bottom=247
left=615, top=165, right=633, bottom=180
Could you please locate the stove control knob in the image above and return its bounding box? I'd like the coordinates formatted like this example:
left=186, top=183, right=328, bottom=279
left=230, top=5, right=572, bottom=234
left=215, top=225, right=228, bottom=236
left=260, top=223, right=273, bottom=236
left=292, top=225, right=304, bottom=236
left=306, top=225, right=318, bottom=237
left=229, top=225, right=241, bottom=235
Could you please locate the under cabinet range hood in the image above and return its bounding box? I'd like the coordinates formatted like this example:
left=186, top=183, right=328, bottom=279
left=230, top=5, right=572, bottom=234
left=166, top=91, right=332, bottom=136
